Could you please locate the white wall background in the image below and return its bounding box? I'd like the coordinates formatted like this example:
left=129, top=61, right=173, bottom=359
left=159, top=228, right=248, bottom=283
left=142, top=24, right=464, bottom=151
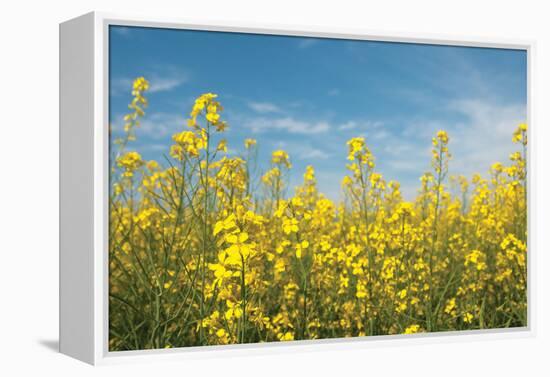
left=1, top=0, right=548, bottom=375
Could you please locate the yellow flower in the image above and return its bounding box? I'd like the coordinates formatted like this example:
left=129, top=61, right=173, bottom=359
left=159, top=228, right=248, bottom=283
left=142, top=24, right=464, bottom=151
left=277, top=332, right=294, bottom=341
left=224, top=231, right=254, bottom=262
left=117, top=151, right=144, bottom=177
left=295, top=240, right=309, bottom=259
left=206, top=112, right=220, bottom=124
left=346, top=137, right=365, bottom=160
left=188, top=92, right=225, bottom=130
left=108, top=81, right=528, bottom=350
left=271, top=150, right=291, bottom=168
left=274, top=259, right=285, bottom=273
left=226, top=232, right=249, bottom=244
left=491, top=162, right=503, bottom=173
left=444, top=298, right=456, bottom=315
left=217, top=139, right=227, bottom=152
left=225, top=300, right=243, bottom=320
left=464, top=250, right=486, bottom=270
left=213, top=214, right=237, bottom=236
left=436, top=130, right=449, bottom=144
left=356, top=281, right=367, bottom=298
left=463, top=312, right=474, bottom=323
left=172, top=130, right=206, bottom=157
left=370, top=172, right=382, bottom=187
left=215, top=121, right=228, bottom=132
left=207, top=104, right=218, bottom=113
left=132, top=76, right=149, bottom=92
left=404, top=324, right=420, bottom=334
left=303, top=165, right=315, bottom=181
left=282, top=217, right=299, bottom=234
left=513, top=123, right=527, bottom=144
left=342, top=176, right=353, bottom=187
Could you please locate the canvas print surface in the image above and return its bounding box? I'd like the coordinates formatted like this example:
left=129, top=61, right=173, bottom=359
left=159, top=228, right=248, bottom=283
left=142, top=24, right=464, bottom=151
left=108, top=25, right=528, bottom=351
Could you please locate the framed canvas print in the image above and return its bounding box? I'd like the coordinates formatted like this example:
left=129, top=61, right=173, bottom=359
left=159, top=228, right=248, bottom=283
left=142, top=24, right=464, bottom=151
left=60, top=12, right=534, bottom=365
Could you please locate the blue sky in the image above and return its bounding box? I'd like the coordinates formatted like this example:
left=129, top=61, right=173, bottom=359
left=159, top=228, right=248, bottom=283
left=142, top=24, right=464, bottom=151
left=109, top=26, right=527, bottom=201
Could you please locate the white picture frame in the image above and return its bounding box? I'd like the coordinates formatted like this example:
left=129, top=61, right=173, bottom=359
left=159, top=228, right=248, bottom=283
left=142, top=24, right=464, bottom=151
left=59, top=11, right=536, bottom=365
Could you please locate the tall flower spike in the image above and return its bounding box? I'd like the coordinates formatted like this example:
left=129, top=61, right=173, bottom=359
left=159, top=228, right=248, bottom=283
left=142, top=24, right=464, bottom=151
left=117, top=77, right=150, bottom=149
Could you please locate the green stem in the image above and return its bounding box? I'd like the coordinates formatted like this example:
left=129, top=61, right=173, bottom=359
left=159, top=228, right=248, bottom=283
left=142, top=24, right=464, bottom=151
left=199, top=122, right=211, bottom=345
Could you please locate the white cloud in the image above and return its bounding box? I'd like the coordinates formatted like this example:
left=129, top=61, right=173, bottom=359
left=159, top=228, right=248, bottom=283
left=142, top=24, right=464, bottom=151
left=445, top=99, right=526, bottom=177
left=140, top=143, right=170, bottom=152
left=338, top=121, right=357, bottom=130
left=297, top=39, right=319, bottom=49
left=383, top=142, right=417, bottom=157
left=337, top=120, right=384, bottom=131
left=245, top=117, right=330, bottom=135
left=112, top=27, right=132, bottom=37
left=149, top=77, right=187, bottom=93
left=110, top=78, right=133, bottom=96
left=356, top=99, right=527, bottom=202
left=247, top=102, right=281, bottom=113
left=385, top=158, right=426, bottom=172
left=134, top=112, right=186, bottom=140
left=111, top=70, right=187, bottom=96
left=370, top=129, right=390, bottom=140
left=385, top=99, right=525, bottom=200
left=298, top=147, right=330, bottom=160
left=111, top=112, right=186, bottom=144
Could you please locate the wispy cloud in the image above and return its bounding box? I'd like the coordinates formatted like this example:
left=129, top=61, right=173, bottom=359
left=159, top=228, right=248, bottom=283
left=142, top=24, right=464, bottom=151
left=337, top=120, right=384, bottom=131
left=108, top=30, right=526, bottom=204
left=268, top=140, right=331, bottom=161
left=247, top=102, right=281, bottom=114
left=139, top=143, right=171, bottom=152
left=387, top=99, right=525, bottom=196
left=111, top=69, right=188, bottom=96
left=356, top=99, right=527, bottom=201
left=338, top=121, right=356, bottom=130
left=112, top=112, right=186, bottom=141
left=110, top=78, right=133, bottom=96
left=298, top=146, right=331, bottom=160
left=139, top=112, right=186, bottom=139
left=445, top=99, right=526, bottom=177
left=382, top=141, right=419, bottom=157
left=112, top=26, right=132, bottom=37
left=370, top=129, right=390, bottom=140
left=149, top=77, right=187, bottom=93
left=245, top=117, right=330, bottom=135
left=297, top=39, right=319, bottom=49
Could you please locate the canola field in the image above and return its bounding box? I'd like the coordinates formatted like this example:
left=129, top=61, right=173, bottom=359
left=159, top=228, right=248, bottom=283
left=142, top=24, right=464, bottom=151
left=109, top=77, right=527, bottom=351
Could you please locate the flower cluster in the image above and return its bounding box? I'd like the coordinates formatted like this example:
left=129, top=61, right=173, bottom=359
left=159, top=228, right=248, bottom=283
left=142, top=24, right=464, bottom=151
left=108, top=78, right=528, bottom=351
